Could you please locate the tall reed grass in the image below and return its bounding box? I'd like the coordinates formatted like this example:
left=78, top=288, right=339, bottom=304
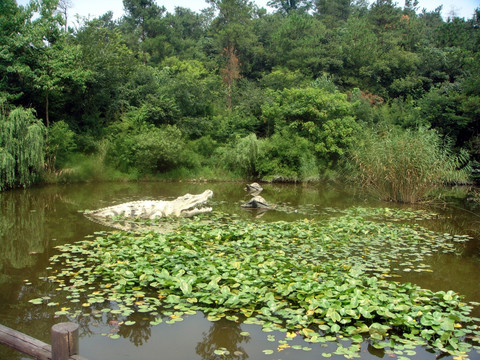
left=351, top=127, right=469, bottom=203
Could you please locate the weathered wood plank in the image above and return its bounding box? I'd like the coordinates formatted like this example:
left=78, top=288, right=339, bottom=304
left=0, top=323, right=88, bottom=360
left=0, top=323, right=51, bottom=360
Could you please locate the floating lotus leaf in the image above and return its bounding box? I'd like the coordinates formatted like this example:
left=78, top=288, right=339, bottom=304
left=32, top=209, right=479, bottom=358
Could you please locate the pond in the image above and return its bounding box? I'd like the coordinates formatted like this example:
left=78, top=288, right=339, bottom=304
left=0, top=182, right=479, bottom=360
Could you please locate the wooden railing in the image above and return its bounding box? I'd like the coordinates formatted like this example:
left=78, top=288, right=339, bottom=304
left=0, top=322, right=87, bottom=360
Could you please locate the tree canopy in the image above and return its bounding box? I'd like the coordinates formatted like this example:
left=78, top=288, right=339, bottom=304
left=0, top=0, right=479, bottom=189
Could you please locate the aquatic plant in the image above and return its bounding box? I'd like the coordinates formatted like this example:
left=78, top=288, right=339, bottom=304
left=32, top=210, right=480, bottom=358
left=351, top=127, right=469, bottom=203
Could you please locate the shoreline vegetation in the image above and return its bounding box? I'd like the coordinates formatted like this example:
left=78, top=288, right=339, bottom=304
left=1, top=0, right=479, bottom=203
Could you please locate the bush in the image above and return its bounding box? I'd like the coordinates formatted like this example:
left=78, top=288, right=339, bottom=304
left=261, top=87, right=360, bottom=165
left=211, top=112, right=262, bottom=143
left=351, top=126, right=469, bottom=203
left=216, top=133, right=263, bottom=178
left=46, top=121, right=77, bottom=170
left=257, top=130, right=318, bottom=181
left=105, top=116, right=189, bottom=176
left=133, top=125, right=186, bottom=174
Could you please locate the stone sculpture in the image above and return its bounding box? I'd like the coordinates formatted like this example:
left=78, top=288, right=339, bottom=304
left=85, top=190, right=213, bottom=220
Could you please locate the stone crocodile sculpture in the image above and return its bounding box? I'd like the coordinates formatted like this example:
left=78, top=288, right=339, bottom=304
left=85, top=190, right=213, bottom=220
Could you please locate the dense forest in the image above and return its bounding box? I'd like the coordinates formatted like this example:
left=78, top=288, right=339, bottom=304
left=1, top=0, right=479, bottom=200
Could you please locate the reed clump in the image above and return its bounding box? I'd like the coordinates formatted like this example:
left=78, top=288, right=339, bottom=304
left=351, top=127, right=469, bottom=203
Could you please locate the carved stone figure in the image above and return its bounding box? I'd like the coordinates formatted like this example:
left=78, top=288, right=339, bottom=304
left=85, top=190, right=213, bottom=220
left=244, top=182, right=263, bottom=194
left=241, top=195, right=270, bottom=209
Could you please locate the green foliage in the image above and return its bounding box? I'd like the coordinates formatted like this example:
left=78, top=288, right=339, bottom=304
left=133, top=125, right=187, bottom=174
left=75, top=17, right=136, bottom=126
left=0, top=0, right=479, bottom=185
left=158, top=57, right=219, bottom=118
left=218, top=133, right=263, bottom=178
left=45, top=210, right=478, bottom=358
left=105, top=116, right=189, bottom=175
left=417, top=83, right=477, bottom=147
left=271, top=13, right=326, bottom=75
left=260, top=67, right=308, bottom=90
left=257, top=130, right=318, bottom=181
left=0, top=107, right=45, bottom=190
left=45, top=120, right=76, bottom=170
left=211, top=111, right=262, bottom=142
left=262, top=87, right=360, bottom=165
left=310, top=73, right=338, bottom=93
left=351, top=126, right=470, bottom=203
left=57, top=152, right=133, bottom=183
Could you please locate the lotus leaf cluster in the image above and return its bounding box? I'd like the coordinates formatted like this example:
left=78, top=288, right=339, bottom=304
left=34, top=209, right=480, bottom=358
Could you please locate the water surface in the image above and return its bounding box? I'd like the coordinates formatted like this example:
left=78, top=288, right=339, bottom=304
left=0, top=182, right=479, bottom=359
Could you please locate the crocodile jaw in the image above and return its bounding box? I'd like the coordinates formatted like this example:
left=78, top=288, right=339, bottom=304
left=175, top=189, right=214, bottom=217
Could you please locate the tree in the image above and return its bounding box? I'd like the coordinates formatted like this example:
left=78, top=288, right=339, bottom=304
left=267, top=0, right=313, bottom=14
left=1, top=0, right=89, bottom=127
left=31, top=41, right=90, bottom=127
left=73, top=16, right=136, bottom=133
left=45, top=120, right=76, bottom=170
left=0, top=0, right=25, bottom=103
left=206, top=0, right=259, bottom=106
left=369, top=0, right=402, bottom=29
left=417, top=83, right=476, bottom=148
left=206, top=0, right=258, bottom=67
left=160, top=8, right=208, bottom=59
left=221, top=46, right=242, bottom=110
left=122, top=0, right=165, bottom=64
left=337, top=16, right=379, bottom=88
left=315, top=0, right=351, bottom=24
left=159, top=57, right=220, bottom=118
left=56, top=0, right=73, bottom=32
left=0, top=106, right=45, bottom=190
left=261, top=87, right=360, bottom=165
left=271, top=13, right=326, bottom=75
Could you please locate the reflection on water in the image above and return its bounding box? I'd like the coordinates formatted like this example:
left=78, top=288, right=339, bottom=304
left=196, top=319, right=249, bottom=360
left=0, top=182, right=479, bottom=360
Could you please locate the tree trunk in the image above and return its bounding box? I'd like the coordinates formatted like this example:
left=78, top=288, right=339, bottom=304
left=46, top=88, right=49, bottom=127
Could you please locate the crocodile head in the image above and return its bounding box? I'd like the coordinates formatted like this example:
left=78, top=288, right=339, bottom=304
left=170, top=189, right=214, bottom=217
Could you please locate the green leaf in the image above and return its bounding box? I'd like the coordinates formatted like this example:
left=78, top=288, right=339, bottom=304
left=28, top=298, right=44, bottom=305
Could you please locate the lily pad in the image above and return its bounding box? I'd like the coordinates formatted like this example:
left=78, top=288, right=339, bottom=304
left=42, top=210, right=479, bottom=358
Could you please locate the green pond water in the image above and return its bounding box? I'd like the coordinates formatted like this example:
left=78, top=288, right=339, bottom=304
left=0, top=182, right=479, bottom=360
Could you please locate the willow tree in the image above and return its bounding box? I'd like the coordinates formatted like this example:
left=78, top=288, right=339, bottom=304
left=0, top=107, right=45, bottom=190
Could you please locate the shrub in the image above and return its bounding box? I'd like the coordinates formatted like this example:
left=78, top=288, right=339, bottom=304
left=216, top=133, right=263, bottom=178
left=45, top=121, right=77, bottom=170
left=105, top=114, right=189, bottom=176
left=133, top=125, right=186, bottom=174
left=257, top=130, right=318, bottom=181
left=351, top=126, right=469, bottom=203
left=211, top=112, right=262, bottom=143
left=261, top=87, right=360, bottom=165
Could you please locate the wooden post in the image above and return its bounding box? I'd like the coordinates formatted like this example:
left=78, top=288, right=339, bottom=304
left=51, top=322, right=79, bottom=360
